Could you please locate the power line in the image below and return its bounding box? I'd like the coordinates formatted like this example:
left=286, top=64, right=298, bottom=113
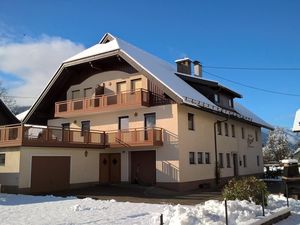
left=203, top=65, right=300, bottom=71
left=1, top=95, right=36, bottom=99
left=202, top=69, right=300, bottom=97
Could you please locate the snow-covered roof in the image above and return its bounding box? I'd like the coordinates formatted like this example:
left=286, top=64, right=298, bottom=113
left=293, top=109, right=300, bottom=132
left=16, top=109, right=29, bottom=121
left=281, top=159, right=298, bottom=164
left=24, top=33, right=273, bottom=129
left=294, top=148, right=300, bottom=155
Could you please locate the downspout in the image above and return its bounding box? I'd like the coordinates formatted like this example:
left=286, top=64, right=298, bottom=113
left=214, top=117, right=228, bottom=187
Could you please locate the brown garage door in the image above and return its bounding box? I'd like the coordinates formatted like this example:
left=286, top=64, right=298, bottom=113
left=131, top=151, right=156, bottom=185
left=31, top=156, right=70, bottom=193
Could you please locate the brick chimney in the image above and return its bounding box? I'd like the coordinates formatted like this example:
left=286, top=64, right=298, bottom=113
left=193, top=60, right=202, bottom=77
left=175, top=58, right=192, bottom=75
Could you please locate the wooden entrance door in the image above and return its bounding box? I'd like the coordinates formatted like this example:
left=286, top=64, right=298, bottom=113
left=131, top=151, right=156, bottom=185
left=110, top=153, right=121, bottom=183
left=99, top=153, right=121, bottom=184
left=233, top=153, right=238, bottom=176
left=99, top=153, right=110, bottom=183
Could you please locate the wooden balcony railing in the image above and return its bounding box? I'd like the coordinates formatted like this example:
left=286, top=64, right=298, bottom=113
left=106, top=127, right=163, bottom=148
left=0, top=125, right=163, bottom=149
left=0, top=124, right=23, bottom=147
left=0, top=125, right=106, bottom=148
left=55, top=89, right=150, bottom=118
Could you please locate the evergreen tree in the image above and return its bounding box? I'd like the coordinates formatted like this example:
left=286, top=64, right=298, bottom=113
left=263, top=127, right=291, bottom=162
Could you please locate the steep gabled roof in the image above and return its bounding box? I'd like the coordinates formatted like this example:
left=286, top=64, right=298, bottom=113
left=0, top=99, right=19, bottom=125
left=24, top=33, right=273, bottom=129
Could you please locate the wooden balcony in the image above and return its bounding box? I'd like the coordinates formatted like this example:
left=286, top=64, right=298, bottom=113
left=0, top=125, right=106, bottom=149
left=106, top=127, right=163, bottom=148
left=54, top=89, right=150, bottom=118
left=0, top=125, right=163, bottom=149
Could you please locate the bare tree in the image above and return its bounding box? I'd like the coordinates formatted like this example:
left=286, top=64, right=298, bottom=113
left=0, top=81, right=17, bottom=114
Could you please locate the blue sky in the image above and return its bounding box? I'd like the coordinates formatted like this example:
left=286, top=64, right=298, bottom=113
left=0, top=0, right=300, bottom=128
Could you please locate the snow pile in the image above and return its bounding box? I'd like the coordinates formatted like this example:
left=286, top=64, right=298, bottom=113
left=157, top=197, right=280, bottom=225
left=0, top=193, right=297, bottom=225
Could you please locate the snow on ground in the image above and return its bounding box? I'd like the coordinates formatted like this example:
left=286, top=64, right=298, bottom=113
left=0, top=193, right=298, bottom=225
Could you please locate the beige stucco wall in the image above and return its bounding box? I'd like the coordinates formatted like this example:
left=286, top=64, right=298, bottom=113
left=67, top=71, right=147, bottom=99
left=19, top=147, right=102, bottom=189
left=48, top=103, right=180, bottom=183
left=177, top=105, right=263, bottom=183
left=0, top=147, right=20, bottom=186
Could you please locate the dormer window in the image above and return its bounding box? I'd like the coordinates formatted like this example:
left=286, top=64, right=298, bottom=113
left=228, top=99, right=233, bottom=108
left=214, top=93, right=220, bottom=103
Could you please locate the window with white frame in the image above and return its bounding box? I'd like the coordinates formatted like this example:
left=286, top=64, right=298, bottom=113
left=226, top=153, right=231, bottom=168
left=243, top=155, right=247, bottom=167
left=189, top=152, right=195, bottom=164
left=205, top=152, right=210, bottom=164
left=219, top=153, right=224, bottom=168
left=197, top=152, right=203, bottom=164
left=0, top=154, right=5, bottom=166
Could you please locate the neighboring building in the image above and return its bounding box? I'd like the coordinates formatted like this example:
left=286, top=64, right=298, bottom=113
left=0, top=99, right=19, bottom=126
left=293, top=148, right=300, bottom=161
left=293, top=109, right=300, bottom=132
left=0, top=33, right=273, bottom=193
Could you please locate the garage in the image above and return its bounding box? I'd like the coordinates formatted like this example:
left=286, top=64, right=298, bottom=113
left=131, top=151, right=156, bottom=185
left=31, top=156, right=71, bottom=193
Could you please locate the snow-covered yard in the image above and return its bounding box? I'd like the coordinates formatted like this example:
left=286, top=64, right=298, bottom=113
left=0, top=194, right=298, bottom=225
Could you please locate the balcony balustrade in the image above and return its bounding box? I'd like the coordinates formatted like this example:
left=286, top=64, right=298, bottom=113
left=54, top=89, right=150, bottom=118
left=0, top=124, right=163, bottom=149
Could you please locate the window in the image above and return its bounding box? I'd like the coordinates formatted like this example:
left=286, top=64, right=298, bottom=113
left=62, top=123, right=70, bottom=130
left=0, top=154, right=5, bottom=166
left=226, top=153, right=231, bottom=168
left=217, top=122, right=222, bottom=135
left=119, top=116, right=129, bottom=130
left=241, top=127, right=245, bottom=139
left=144, top=113, right=156, bottom=140
left=188, top=113, right=194, bottom=130
left=228, top=99, right=233, bottom=108
left=205, top=152, right=210, bottom=164
left=231, top=124, right=235, bottom=137
left=116, top=81, right=126, bottom=93
left=225, top=123, right=229, bottom=136
left=219, top=153, right=224, bottom=168
left=72, top=90, right=80, bottom=99
left=189, top=152, right=195, bottom=164
left=197, top=152, right=203, bottom=164
left=81, top=121, right=90, bottom=136
left=243, top=155, right=247, bottom=167
left=84, top=87, right=93, bottom=98
left=131, top=78, right=142, bottom=91
left=257, top=155, right=260, bottom=166
left=214, top=93, right=220, bottom=103
left=255, top=130, right=258, bottom=142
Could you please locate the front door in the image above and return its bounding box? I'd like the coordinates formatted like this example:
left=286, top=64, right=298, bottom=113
left=110, top=153, right=121, bottom=183
left=99, top=153, right=110, bottom=183
left=99, top=153, right=121, bottom=184
left=233, top=153, right=238, bottom=176
left=144, top=113, right=156, bottom=140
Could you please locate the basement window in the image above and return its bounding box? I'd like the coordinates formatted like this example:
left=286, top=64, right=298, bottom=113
left=0, top=154, right=5, bottom=166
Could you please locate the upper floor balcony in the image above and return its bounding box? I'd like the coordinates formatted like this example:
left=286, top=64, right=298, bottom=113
left=55, top=89, right=151, bottom=118
left=0, top=124, right=163, bottom=149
